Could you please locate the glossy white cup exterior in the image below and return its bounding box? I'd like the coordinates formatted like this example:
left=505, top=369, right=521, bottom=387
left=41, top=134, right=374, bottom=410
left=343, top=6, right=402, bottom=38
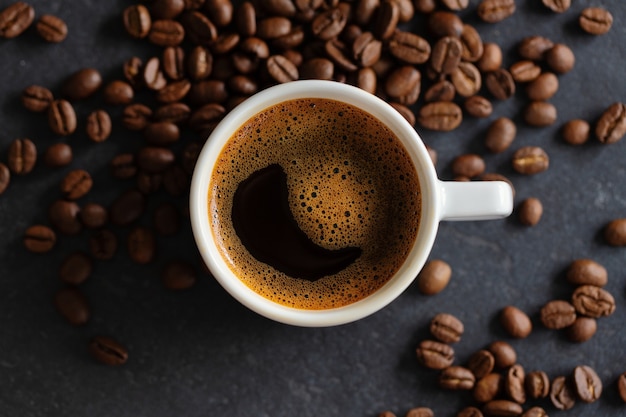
left=190, top=80, right=513, bottom=327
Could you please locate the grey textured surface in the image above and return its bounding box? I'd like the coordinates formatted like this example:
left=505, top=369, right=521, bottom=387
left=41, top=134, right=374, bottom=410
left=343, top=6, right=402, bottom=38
left=0, top=0, right=625, bottom=416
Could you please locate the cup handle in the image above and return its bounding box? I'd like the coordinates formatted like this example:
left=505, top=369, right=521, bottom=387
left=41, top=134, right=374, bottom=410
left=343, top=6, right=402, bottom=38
left=438, top=180, right=513, bottom=221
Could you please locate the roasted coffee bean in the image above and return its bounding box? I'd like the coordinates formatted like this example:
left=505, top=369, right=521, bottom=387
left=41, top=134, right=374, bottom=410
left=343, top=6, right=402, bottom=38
left=189, top=103, right=226, bottom=132
left=579, top=7, right=613, bottom=35
left=48, top=100, right=77, bottom=136
left=525, top=371, right=550, bottom=399
left=144, top=121, right=180, bottom=145
left=123, top=103, right=153, bottom=131
left=36, top=14, right=67, bottom=42
left=525, top=72, right=558, bottom=101
left=485, top=69, right=515, bottom=100
left=404, top=407, right=434, bottom=417
left=154, top=102, right=191, bottom=124
left=388, top=31, right=429, bottom=65
left=123, top=4, right=151, bottom=38
left=385, top=66, right=420, bottom=104
left=512, top=146, right=549, bottom=175
left=271, top=27, right=302, bottom=51
left=509, top=60, right=541, bottom=83
left=162, top=261, right=197, bottom=290
left=441, top=0, right=468, bottom=11
left=618, top=373, right=626, bottom=403
left=257, top=16, right=291, bottom=39
left=188, top=79, right=228, bottom=104
left=389, top=102, right=415, bottom=126
left=149, top=19, right=185, bottom=46
left=325, top=39, right=358, bottom=72
left=59, top=252, right=92, bottom=285
left=440, top=366, right=475, bottom=390
left=137, top=147, right=175, bottom=173
left=474, top=373, right=501, bottom=403
left=89, top=336, right=128, bottom=366
left=44, top=143, right=72, bottom=168
left=550, top=376, right=575, bottom=410
left=416, top=340, right=454, bottom=370
left=352, top=32, right=381, bottom=67
left=500, top=306, right=532, bottom=339
left=205, top=0, right=233, bottom=26
left=0, top=163, right=9, bottom=195
left=566, top=317, right=597, bottom=343
left=562, top=119, right=590, bottom=145
left=109, top=190, right=145, bottom=226
left=0, top=2, right=34, bottom=38
left=373, top=0, right=399, bottom=39
left=311, top=4, right=349, bottom=40
left=62, top=68, right=102, bottom=100
left=49, top=200, right=82, bottom=235
left=267, top=54, right=299, bottom=83
left=61, top=169, right=92, bottom=200
left=300, top=58, right=333, bottom=80
left=123, top=56, right=143, bottom=87
left=427, top=11, right=462, bottom=38
left=468, top=350, right=495, bottom=380
left=604, top=218, right=626, bottom=246
left=477, top=0, right=515, bottom=23
left=182, top=10, right=217, bottom=44
left=414, top=0, right=435, bottom=13
left=187, top=45, right=212, bottom=80
left=353, top=0, right=377, bottom=26
left=54, top=288, right=90, bottom=325
left=418, top=102, right=462, bottom=131
left=477, top=42, right=502, bottom=73
left=86, top=110, right=111, bottom=143
left=127, top=227, right=156, bottom=264
left=457, top=407, right=482, bottom=417
left=89, top=229, right=117, bottom=260
left=430, top=313, right=464, bottom=344
left=430, top=36, right=462, bottom=75
left=482, top=400, right=522, bottom=417
left=143, top=56, right=168, bottom=90
left=80, top=203, right=108, bottom=229
left=488, top=341, right=516, bottom=369
left=595, top=102, right=626, bottom=144
left=572, top=285, right=615, bottom=318
left=153, top=202, right=180, bottom=236
left=162, top=46, right=185, bottom=80
left=103, top=80, right=134, bottom=105
left=464, top=96, right=492, bottom=118
left=521, top=407, right=547, bottom=417
left=22, top=85, right=53, bottom=112
left=110, top=153, right=137, bottom=179
left=451, top=154, right=485, bottom=178
left=417, top=259, right=451, bottom=295
left=24, top=225, right=56, bottom=253
left=484, top=117, right=516, bottom=153
left=156, top=79, right=191, bottom=103
left=8, top=138, right=36, bottom=175
left=151, top=0, right=186, bottom=19
left=236, top=1, right=256, bottom=36
left=459, top=24, right=483, bottom=63
left=540, top=300, right=576, bottom=329
left=545, top=43, right=574, bottom=74
left=518, top=36, right=554, bottom=61
left=394, top=0, right=414, bottom=22
left=354, top=67, right=376, bottom=95
left=163, top=164, right=189, bottom=196
left=517, top=198, right=542, bottom=226
left=136, top=171, right=163, bottom=194
left=505, top=364, right=526, bottom=404
left=424, top=81, right=455, bottom=103
left=566, top=259, right=607, bottom=287
left=451, top=62, right=481, bottom=97
left=542, top=0, right=570, bottom=13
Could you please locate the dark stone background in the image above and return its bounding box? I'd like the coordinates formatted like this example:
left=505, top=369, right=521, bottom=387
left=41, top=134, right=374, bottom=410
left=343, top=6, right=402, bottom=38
left=0, top=1, right=624, bottom=416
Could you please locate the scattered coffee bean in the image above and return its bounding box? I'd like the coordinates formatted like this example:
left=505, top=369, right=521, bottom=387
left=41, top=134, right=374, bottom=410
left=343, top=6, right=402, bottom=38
left=88, top=336, right=128, bottom=366
left=595, top=102, right=626, bottom=144
left=103, top=80, right=134, bottom=105
left=0, top=1, right=34, bottom=38
left=550, top=376, right=576, bottom=410
left=457, top=407, right=482, bottom=417
left=416, top=340, right=455, bottom=370
left=59, top=252, right=93, bottom=285
left=389, top=102, right=415, bottom=126
left=430, top=313, right=464, bottom=344
left=48, top=99, right=77, bottom=136
left=467, top=350, right=495, bottom=379
left=518, top=36, right=554, bottom=61
left=451, top=62, right=481, bottom=97
left=477, top=42, right=501, bottom=73
left=487, top=341, right=516, bottom=369
left=110, top=153, right=137, bottom=180
left=157, top=79, right=191, bottom=103
left=525, top=370, right=550, bottom=399
left=418, top=102, right=462, bottom=131
left=500, top=306, right=532, bottom=339
left=464, top=95, right=492, bottom=118
left=427, top=11, right=462, bottom=38
left=127, top=226, right=156, bottom=264
left=512, top=146, right=549, bottom=175
left=482, top=400, right=522, bottom=416
left=62, top=68, right=102, bottom=101
left=439, top=366, right=475, bottom=390
left=0, top=163, right=9, bottom=195
left=24, top=225, right=56, bottom=253
left=566, top=259, right=607, bottom=287
left=80, top=203, right=108, bottom=229
left=162, top=261, right=197, bottom=290
left=542, top=0, right=570, bottom=13
left=561, top=119, right=589, bottom=145
left=477, top=0, right=516, bottom=23
left=618, top=373, right=626, bottom=403
left=579, top=7, right=613, bottom=35
left=109, top=190, right=145, bottom=226
left=524, top=101, right=557, bottom=127
left=540, top=300, right=576, bottom=329
left=520, top=407, right=546, bottom=417
left=8, top=138, right=36, bottom=175
left=485, top=69, right=515, bottom=100
left=566, top=317, right=597, bottom=343
left=22, top=85, right=53, bottom=112
left=417, top=259, right=451, bottom=295
left=36, top=14, right=68, bottom=43
left=123, top=4, right=151, bottom=39
left=151, top=0, right=185, bottom=19
left=572, top=285, right=615, bottom=318
left=473, top=373, right=501, bottom=403
left=388, top=31, right=430, bottom=65
left=54, top=288, right=90, bottom=325
left=504, top=364, right=526, bottom=404
left=517, top=198, right=542, bottom=226
left=430, top=36, right=462, bottom=75
left=485, top=117, right=516, bottom=154
left=545, top=43, right=575, bottom=74
left=123, top=103, right=153, bottom=131
left=510, top=60, right=541, bottom=83
left=143, top=56, right=168, bottom=90
left=162, top=45, right=185, bottom=80
left=44, top=143, right=72, bottom=168
left=451, top=154, right=485, bottom=178
left=49, top=199, right=82, bottom=235
left=86, top=110, right=112, bottom=143
left=526, top=72, right=558, bottom=101
left=89, top=229, right=117, bottom=260
left=144, top=121, right=181, bottom=145
left=154, top=102, right=191, bottom=124
left=137, top=147, right=175, bottom=173
left=61, top=169, right=92, bottom=200
left=604, top=218, right=626, bottom=246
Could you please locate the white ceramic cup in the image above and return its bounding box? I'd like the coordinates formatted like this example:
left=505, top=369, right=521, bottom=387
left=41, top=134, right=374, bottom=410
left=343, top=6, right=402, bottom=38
left=190, top=80, right=513, bottom=327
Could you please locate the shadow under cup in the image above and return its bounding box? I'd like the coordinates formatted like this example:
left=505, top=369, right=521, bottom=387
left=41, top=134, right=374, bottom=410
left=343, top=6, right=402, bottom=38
left=191, top=81, right=452, bottom=327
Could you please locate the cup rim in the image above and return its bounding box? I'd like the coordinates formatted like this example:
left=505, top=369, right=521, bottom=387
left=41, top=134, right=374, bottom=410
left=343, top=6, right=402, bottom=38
left=190, top=80, right=442, bottom=327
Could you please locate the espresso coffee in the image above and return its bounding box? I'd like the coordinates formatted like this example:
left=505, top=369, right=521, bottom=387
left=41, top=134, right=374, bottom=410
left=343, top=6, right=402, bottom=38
left=208, top=98, right=421, bottom=309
